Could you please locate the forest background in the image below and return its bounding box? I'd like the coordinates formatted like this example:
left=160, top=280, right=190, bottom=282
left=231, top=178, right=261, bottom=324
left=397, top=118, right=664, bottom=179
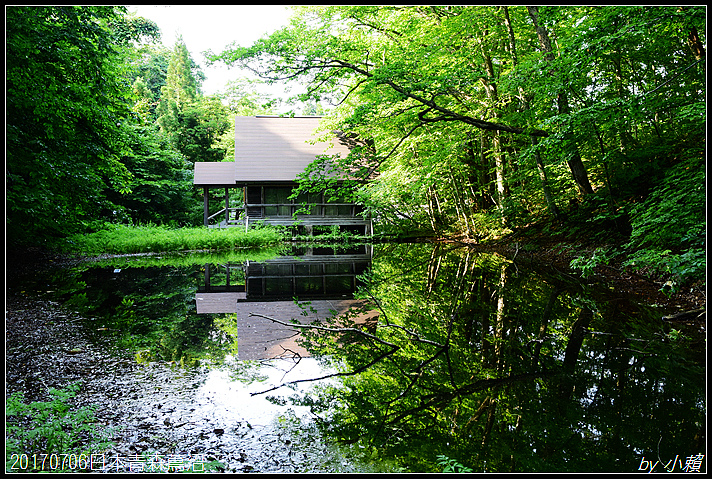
left=5, top=5, right=706, bottom=293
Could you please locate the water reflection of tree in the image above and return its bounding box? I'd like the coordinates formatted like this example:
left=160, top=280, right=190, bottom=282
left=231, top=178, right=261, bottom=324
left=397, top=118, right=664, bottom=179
left=54, top=265, right=237, bottom=366
left=286, top=244, right=704, bottom=472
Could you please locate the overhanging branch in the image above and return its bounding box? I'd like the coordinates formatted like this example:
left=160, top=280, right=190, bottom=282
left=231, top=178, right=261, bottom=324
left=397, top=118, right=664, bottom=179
left=247, top=312, right=400, bottom=396
left=333, top=59, right=550, bottom=137
left=238, top=52, right=550, bottom=138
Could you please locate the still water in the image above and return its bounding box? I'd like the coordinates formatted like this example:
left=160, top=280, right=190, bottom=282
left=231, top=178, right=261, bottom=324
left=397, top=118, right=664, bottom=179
left=12, top=243, right=706, bottom=472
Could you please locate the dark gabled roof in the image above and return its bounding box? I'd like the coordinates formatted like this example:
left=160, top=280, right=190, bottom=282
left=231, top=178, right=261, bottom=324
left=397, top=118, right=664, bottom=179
left=193, top=161, right=236, bottom=186
left=194, top=116, right=352, bottom=186
left=235, top=116, right=351, bottom=181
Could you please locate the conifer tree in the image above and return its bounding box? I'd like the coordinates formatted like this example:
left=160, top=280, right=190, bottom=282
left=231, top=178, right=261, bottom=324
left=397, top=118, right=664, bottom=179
left=156, top=36, right=199, bottom=137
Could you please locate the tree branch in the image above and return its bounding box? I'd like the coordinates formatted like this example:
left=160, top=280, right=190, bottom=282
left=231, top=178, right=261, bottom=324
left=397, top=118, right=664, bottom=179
left=249, top=344, right=399, bottom=396
left=247, top=312, right=400, bottom=395
left=238, top=51, right=550, bottom=137
left=331, top=59, right=550, bottom=136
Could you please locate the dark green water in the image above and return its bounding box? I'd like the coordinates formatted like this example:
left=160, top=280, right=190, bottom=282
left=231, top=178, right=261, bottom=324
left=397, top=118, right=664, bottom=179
left=10, top=243, right=706, bottom=472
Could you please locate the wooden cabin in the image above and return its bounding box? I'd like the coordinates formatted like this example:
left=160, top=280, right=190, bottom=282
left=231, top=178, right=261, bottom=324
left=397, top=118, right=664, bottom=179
left=194, top=116, right=372, bottom=235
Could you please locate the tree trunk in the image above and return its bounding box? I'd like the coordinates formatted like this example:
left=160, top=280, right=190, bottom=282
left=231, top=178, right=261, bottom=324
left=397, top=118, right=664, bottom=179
left=426, top=185, right=441, bottom=232
left=687, top=25, right=705, bottom=60
left=494, top=263, right=508, bottom=373
left=503, top=6, right=562, bottom=219
left=479, top=38, right=508, bottom=223
left=530, top=136, right=562, bottom=219
left=493, top=132, right=507, bottom=221
left=560, top=307, right=593, bottom=402
left=526, top=6, right=595, bottom=196
left=449, top=172, right=475, bottom=236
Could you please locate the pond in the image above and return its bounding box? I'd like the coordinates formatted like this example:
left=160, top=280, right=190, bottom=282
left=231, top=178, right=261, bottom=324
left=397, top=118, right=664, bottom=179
left=7, top=243, right=706, bottom=473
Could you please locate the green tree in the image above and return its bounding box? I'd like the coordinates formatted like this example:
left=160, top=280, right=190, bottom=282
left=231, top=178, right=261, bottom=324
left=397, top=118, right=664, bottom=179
left=108, top=124, right=200, bottom=226
left=158, top=36, right=199, bottom=111
left=6, top=6, right=154, bottom=246
left=156, top=37, right=231, bottom=163
left=526, top=6, right=595, bottom=197
left=129, top=46, right=171, bottom=120
left=173, top=98, right=231, bottom=163
left=156, top=37, right=198, bottom=138
left=209, top=5, right=704, bottom=245
left=217, top=77, right=276, bottom=115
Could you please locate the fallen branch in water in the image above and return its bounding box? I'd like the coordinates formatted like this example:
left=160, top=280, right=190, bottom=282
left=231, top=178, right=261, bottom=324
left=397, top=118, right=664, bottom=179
left=247, top=312, right=399, bottom=395
left=662, top=308, right=705, bottom=322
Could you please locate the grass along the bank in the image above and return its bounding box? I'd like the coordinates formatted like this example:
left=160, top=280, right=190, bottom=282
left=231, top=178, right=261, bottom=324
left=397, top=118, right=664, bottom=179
left=62, top=224, right=283, bottom=255
left=77, top=247, right=287, bottom=270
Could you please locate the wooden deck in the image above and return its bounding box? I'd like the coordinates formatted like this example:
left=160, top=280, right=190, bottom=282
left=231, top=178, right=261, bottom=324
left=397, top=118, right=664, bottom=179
left=208, top=211, right=372, bottom=234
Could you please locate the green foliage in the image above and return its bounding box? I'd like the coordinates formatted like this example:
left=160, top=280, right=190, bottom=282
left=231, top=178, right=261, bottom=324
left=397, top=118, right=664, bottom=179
left=289, top=225, right=367, bottom=243
left=437, top=455, right=474, bottom=473
left=77, top=247, right=284, bottom=270
left=176, top=98, right=232, bottom=163
left=156, top=36, right=199, bottom=113
left=623, top=154, right=705, bottom=286
left=61, top=224, right=283, bottom=255
left=6, top=6, right=136, bottom=246
left=156, top=37, right=231, bottom=163
left=570, top=248, right=611, bottom=278
left=6, top=382, right=114, bottom=471
left=217, top=78, right=278, bottom=116
left=108, top=124, right=199, bottom=226
left=130, top=46, right=171, bottom=118
left=290, top=154, right=364, bottom=211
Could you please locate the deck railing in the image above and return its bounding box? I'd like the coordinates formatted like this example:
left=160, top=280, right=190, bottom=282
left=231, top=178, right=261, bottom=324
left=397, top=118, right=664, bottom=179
left=207, top=203, right=370, bottom=232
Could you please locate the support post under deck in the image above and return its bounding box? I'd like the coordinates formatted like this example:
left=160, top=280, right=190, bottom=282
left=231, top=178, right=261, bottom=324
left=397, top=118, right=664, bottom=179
left=203, top=187, right=209, bottom=227
left=225, top=188, right=230, bottom=225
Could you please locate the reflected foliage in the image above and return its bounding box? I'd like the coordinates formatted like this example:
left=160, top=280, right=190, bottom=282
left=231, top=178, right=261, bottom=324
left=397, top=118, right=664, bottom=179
left=294, top=244, right=705, bottom=472
left=13, top=245, right=704, bottom=472
left=29, top=264, right=237, bottom=367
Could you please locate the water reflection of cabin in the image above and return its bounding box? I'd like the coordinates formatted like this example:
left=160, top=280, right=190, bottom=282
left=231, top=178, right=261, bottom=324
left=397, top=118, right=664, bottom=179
left=194, top=116, right=371, bottom=235
left=196, top=245, right=372, bottom=311
left=195, top=246, right=376, bottom=361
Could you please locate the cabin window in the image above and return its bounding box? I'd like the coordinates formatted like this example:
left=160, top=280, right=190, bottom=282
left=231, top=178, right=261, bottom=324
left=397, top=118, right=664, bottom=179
left=324, top=204, right=353, bottom=216
left=245, top=186, right=263, bottom=217
left=265, top=278, right=293, bottom=295
left=295, top=277, right=323, bottom=294
left=264, top=263, right=292, bottom=276
left=294, top=263, right=323, bottom=275
left=325, top=276, right=354, bottom=294
left=246, top=186, right=262, bottom=204
left=323, top=191, right=352, bottom=216
left=247, top=278, right=263, bottom=295
left=244, top=185, right=356, bottom=218
left=264, top=187, right=291, bottom=216
left=296, top=191, right=323, bottom=215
